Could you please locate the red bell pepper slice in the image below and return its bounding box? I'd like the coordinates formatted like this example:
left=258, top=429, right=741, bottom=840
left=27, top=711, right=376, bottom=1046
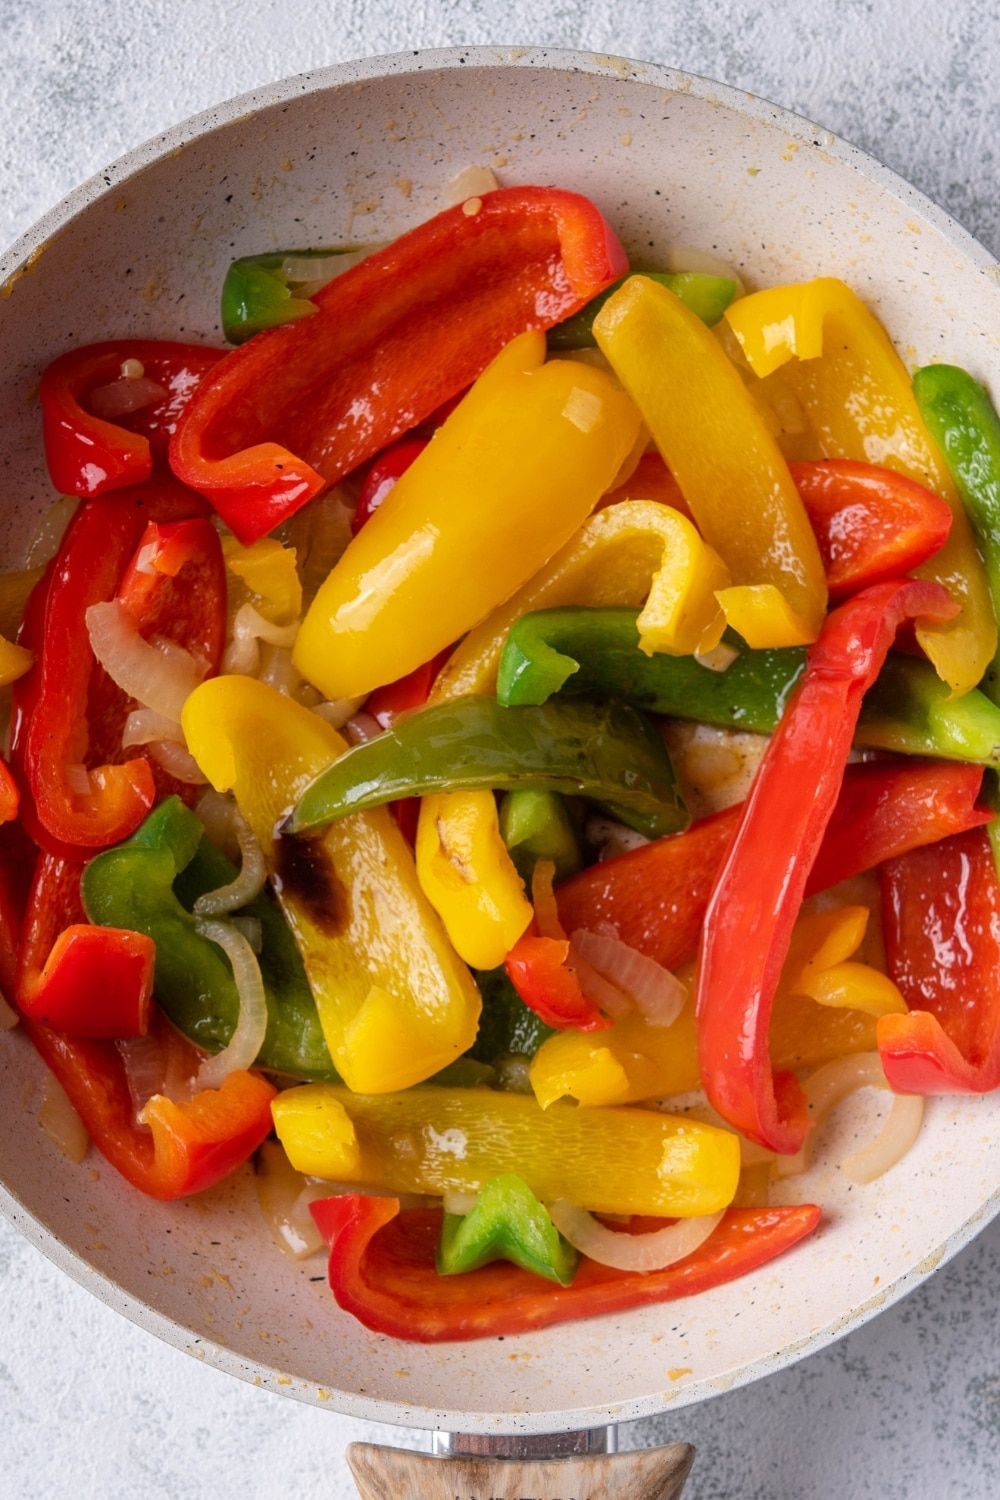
left=878, top=826, right=1000, bottom=1093
left=10, top=476, right=218, bottom=854
left=695, top=578, right=958, bottom=1155
left=14, top=850, right=153, bottom=1038
left=17, top=924, right=154, bottom=1037
left=789, top=459, right=953, bottom=600
left=804, top=758, right=990, bottom=895
left=555, top=758, right=988, bottom=973
left=23, top=1008, right=277, bottom=1199
left=115, top=515, right=227, bottom=667
left=352, top=437, right=430, bottom=536
left=309, top=1194, right=821, bottom=1342
left=40, top=340, right=224, bottom=497
left=504, top=931, right=612, bottom=1031
left=0, top=819, right=34, bottom=1003
left=169, top=187, right=628, bottom=543
left=0, top=759, right=18, bottom=824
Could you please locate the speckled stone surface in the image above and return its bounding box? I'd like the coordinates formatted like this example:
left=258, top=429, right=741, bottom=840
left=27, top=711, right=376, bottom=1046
left=4, top=3, right=1000, bottom=1497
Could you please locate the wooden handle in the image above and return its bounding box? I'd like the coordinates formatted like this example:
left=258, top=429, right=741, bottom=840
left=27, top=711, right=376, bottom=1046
left=347, top=1440, right=695, bottom=1499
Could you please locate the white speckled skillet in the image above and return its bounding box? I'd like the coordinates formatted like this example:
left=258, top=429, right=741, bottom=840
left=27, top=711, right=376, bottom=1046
left=2, top=44, right=1000, bottom=1479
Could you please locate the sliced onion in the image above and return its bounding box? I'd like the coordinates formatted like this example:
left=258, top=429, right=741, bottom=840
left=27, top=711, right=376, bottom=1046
left=344, top=711, right=381, bottom=745
left=122, top=707, right=187, bottom=748
left=118, top=1032, right=168, bottom=1116
left=233, top=601, right=298, bottom=649
left=549, top=1201, right=724, bottom=1271
left=446, top=164, right=500, bottom=204
left=193, top=918, right=268, bottom=1088
left=843, top=1094, right=924, bottom=1185
left=569, top=928, right=686, bottom=1028
left=194, top=808, right=267, bottom=916
left=312, top=695, right=366, bottom=729
left=65, top=762, right=92, bottom=796
left=442, top=1189, right=480, bottom=1216
left=38, top=1072, right=90, bottom=1163
left=228, top=915, right=263, bottom=953
left=147, top=738, right=208, bottom=784
left=257, top=643, right=302, bottom=696
left=665, top=244, right=745, bottom=293
left=565, top=943, right=633, bottom=1021
left=222, top=632, right=259, bottom=677
left=280, top=245, right=377, bottom=287
left=194, top=789, right=243, bottom=863
left=584, top=814, right=651, bottom=861
left=88, top=374, right=167, bottom=419
left=694, top=641, right=740, bottom=673
left=775, top=1053, right=915, bottom=1182
left=86, top=599, right=206, bottom=720
left=255, top=1139, right=327, bottom=1261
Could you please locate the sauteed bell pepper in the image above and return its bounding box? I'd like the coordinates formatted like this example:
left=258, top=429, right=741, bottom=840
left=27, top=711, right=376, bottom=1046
left=437, top=1174, right=578, bottom=1285
left=288, top=695, right=688, bottom=841
left=291, top=330, right=640, bottom=700
left=170, top=187, right=629, bottom=544
left=309, top=1195, right=821, bottom=1342
left=15, top=850, right=154, bottom=1038
left=9, top=475, right=216, bottom=853
left=912, top=362, right=1000, bottom=703
left=592, top=275, right=828, bottom=644
left=555, top=757, right=990, bottom=973
left=496, top=607, right=1000, bottom=765
left=548, top=269, right=737, bottom=349
left=433, top=499, right=731, bottom=702
left=415, top=790, right=533, bottom=971
left=789, top=459, right=953, bottom=599
left=272, top=1084, right=740, bottom=1218
left=24, top=1008, right=277, bottom=1200
left=40, top=339, right=224, bottom=497
left=696, top=577, right=958, bottom=1153
left=181, top=674, right=481, bottom=1092
left=725, top=278, right=996, bottom=695
left=81, top=796, right=337, bottom=1079
left=878, top=827, right=1000, bottom=1094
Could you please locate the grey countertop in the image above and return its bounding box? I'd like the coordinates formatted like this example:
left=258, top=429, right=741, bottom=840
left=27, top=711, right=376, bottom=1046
left=4, top=3, right=1000, bottom=1496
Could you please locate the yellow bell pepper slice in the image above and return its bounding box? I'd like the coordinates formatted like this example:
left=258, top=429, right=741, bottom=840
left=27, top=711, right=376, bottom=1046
left=181, top=675, right=481, bottom=1092
left=432, top=498, right=729, bottom=702
left=271, top=1084, right=740, bottom=1217
left=415, top=789, right=533, bottom=970
left=530, top=983, right=881, bottom=1110
left=777, top=904, right=907, bottom=1018
left=0, top=632, right=32, bottom=688
left=223, top=536, right=302, bottom=625
left=715, top=583, right=822, bottom=649
left=725, top=277, right=996, bottom=695
left=292, top=329, right=641, bottom=701
left=593, top=275, right=828, bottom=644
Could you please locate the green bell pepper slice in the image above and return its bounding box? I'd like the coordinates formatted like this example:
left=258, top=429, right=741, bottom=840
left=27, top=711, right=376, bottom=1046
left=221, top=247, right=372, bottom=344
left=468, top=965, right=556, bottom=1066
left=497, top=606, right=1000, bottom=765
left=912, top=362, right=1000, bottom=705
left=437, top=1173, right=579, bottom=1285
left=547, top=270, right=737, bottom=350
left=498, top=787, right=582, bottom=885
left=287, top=696, right=688, bottom=840
left=81, top=796, right=339, bottom=1080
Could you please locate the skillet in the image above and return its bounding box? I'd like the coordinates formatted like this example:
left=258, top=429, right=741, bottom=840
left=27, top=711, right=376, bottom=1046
left=3, top=44, right=1000, bottom=1487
